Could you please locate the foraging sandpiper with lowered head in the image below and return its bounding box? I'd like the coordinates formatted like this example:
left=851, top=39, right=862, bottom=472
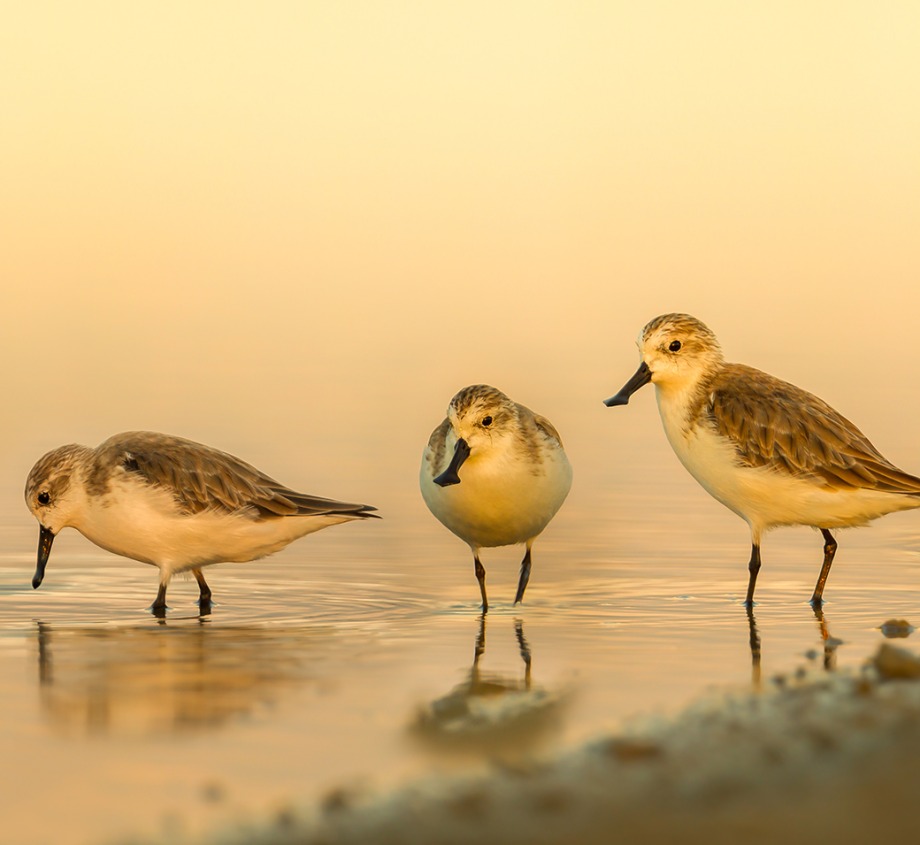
left=25, top=431, right=378, bottom=612
left=420, top=385, right=572, bottom=611
left=605, top=313, right=920, bottom=607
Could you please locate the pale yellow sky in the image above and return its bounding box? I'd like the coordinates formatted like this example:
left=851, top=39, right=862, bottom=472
left=2, top=2, right=919, bottom=517
left=4, top=12, right=920, bottom=844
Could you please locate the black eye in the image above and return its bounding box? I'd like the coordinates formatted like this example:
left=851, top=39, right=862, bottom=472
left=669, top=340, right=682, bottom=352
left=481, top=416, right=493, bottom=427
left=37, top=492, right=51, bottom=505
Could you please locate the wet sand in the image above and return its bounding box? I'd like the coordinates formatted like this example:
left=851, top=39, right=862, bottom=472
left=167, top=642, right=920, bottom=845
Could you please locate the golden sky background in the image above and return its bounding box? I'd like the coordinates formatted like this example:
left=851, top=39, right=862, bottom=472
left=2, top=2, right=920, bottom=517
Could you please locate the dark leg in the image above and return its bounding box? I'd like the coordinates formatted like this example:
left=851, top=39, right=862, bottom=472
left=193, top=568, right=213, bottom=607
left=474, top=552, right=488, bottom=613
left=513, top=544, right=533, bottom=605
left=744, top=542, right=762, bottom=607
left=810, top=529, right=837, bottom=607
left=150, top=581, right=168, bottom=617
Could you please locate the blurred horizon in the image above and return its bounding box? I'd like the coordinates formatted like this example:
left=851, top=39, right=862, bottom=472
left=4, top=8, right=920, bottom=844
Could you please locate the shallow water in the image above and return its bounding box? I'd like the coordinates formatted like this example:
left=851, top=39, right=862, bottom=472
left=4, top=6, right=920, bottom=843
left=3, top=453, right=920, bottom=845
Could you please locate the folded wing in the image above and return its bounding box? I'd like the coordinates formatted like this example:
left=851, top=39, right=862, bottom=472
left=707, top=365, right=920, bottom=495
left=98, top=432, right=378, bottom=519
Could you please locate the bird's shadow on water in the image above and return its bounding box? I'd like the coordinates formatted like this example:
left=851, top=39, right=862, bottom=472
left=32, top=615, right=347, bottom=737
left=409, top=614, right=566, bottom=754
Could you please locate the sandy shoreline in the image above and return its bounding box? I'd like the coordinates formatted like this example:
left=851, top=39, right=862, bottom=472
left=143, top=641, right=920, bottom=845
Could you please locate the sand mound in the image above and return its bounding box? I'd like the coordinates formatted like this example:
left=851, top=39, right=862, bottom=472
left=152, top=643, right=920, bottom=845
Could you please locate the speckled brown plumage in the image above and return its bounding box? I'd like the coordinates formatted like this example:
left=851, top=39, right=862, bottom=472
left=697, top=365, right=920, bottom=494
left=24, top=430, right=379, bottom=612
left=75, top=432, right=378, bottom=519
left=609, top=311, right=920, bottom=607
left=420, top=384, right=572, bottom=610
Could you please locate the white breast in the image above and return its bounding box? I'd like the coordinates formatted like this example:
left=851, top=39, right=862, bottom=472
left=420, top=441, right=572, bottom=549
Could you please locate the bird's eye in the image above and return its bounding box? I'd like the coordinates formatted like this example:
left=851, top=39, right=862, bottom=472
left=669, top=340, right=682, bottom=352
left=481, top=416, right=493, bottom=427
left=37, top=492, right=51, bottom=505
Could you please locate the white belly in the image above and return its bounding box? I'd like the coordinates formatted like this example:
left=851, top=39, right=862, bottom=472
left=73, top=480, right=351, bottom=576
left=658, top=396, right=920, bottom=535
left=420, top=450, right=572, bottom=549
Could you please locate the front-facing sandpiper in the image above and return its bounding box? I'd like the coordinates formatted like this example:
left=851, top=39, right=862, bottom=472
left=605, top=313, right=920, bottom=606
left=25, top=431, right=378, bottom=612
left=420, top=385, right=573, bottom=611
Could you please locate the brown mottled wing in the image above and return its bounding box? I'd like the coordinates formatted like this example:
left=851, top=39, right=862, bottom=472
left=532, top=413, right=564, bottom=448
left=706, top=365, right=920, bottom=493
left=425, top=418, right=451, bottom=473
left=95, top=432, right=378, bottom=518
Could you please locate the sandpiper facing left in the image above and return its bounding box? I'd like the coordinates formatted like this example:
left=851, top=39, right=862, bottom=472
left=25, top=431, right=378, bottom=612
left=420, top=385, right=572, bottom=611
left=605, top=312, right=920, bottom=607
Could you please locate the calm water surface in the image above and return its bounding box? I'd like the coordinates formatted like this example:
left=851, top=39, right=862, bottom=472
left=2, top=445, right=920, bottom=845
left=4, top=4, right=920, bottom=843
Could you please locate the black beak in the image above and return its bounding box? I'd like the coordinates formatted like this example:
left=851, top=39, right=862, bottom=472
left=32, top=525, right=55, bottom=589
left=433, top=438, right=471, bottom=487
left=604, top=360, right=652, bottom=406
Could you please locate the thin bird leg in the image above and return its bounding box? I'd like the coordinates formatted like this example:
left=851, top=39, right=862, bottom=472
left=513, top=542, right=533, bottom=605
left=744, top=542, right=762, bottom=607
left=193, top=568, right=212, bottom=606
left=810, top=529, right=837, bottom=607
left=473, top=551, right=489, bottom=613
left=151, top=579, right=169, bottom=616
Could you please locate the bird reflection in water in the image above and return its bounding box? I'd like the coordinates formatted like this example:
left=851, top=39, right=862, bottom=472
left=812, top=604, right=843, bottom=671
left=411, top=615, right=564, bottom=752
left=35, top=616, right=332, bottom=737
left=747, top=605, right=762, bottom=684
left=745, top=604, right=843, bottom=687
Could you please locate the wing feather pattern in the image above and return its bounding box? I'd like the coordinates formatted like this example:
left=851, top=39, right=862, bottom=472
left=94, top=432, right=378, bottom=519
left=532, top=413, right=564, bottom=447
left=705, top=365, right=920, bottom=494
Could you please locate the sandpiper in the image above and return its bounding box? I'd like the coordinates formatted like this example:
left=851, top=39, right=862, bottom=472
left=606, top=313, right=920, bottom=606
left=420, top=385, right=572, bottom=611
left=25, top=431, right=378, bottom=612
